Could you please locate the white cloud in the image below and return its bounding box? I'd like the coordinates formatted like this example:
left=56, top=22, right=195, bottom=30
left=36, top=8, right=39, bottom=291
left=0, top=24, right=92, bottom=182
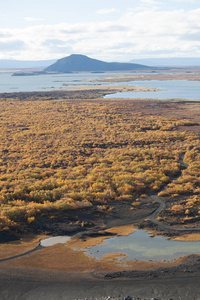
left=140, top=0, right=161, bottom=5
left=24, top=17, right=45, bottom=22
left=0, top=8, right=200, bottom=60
left=0, top=40, right=25, bottom=51
left=173, top=0, right=197, bottom=3
left=96, top=8, right=116, bottom=15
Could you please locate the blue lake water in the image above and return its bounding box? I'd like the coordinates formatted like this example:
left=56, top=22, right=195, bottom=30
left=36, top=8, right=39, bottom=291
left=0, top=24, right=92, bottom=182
left=105, top=80, right=200, bottom=100
left=0, top=73, right=109, bottom=93
left=0, top=73, right=199, bottom=100
left=87, top=229, right=200, bottom=262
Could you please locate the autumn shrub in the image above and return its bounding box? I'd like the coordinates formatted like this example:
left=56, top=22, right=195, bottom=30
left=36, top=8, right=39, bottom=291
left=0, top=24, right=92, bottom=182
left=0, top=98, right=199, bottom=230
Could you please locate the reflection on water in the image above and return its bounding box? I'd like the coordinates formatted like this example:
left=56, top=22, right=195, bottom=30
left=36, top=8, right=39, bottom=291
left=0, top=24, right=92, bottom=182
left=87, top=229, right=200, bottom=262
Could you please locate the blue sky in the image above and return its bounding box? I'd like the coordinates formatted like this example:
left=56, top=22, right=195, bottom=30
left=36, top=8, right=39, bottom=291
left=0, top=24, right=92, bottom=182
left=0, top=0, right=200, bottom=61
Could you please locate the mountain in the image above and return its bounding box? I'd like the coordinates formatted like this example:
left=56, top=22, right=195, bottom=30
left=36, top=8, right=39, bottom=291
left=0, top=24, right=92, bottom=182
left=44, top=54, right=151, bottom=73
left=0, top=59, right=57, bottom=69
left=130, top=57, right=200, bottom=67
left=2, top=56, right=199, bottom=70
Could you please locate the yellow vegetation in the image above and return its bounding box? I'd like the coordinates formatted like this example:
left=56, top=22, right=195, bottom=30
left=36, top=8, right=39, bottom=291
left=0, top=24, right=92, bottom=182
left=102, top=252, right=128, bottom=261
left=0, top=98, right=199, bottom=230
left=105, top=224, right=135, bottom=236
left=173, top=233, right=200, bottom=241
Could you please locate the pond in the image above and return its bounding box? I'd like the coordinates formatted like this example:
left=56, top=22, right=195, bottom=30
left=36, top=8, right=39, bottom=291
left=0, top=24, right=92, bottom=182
left=40, top=229, right=200, bottom=262
left=86, top=229, right=200, bottom=262
left=40, top=236, right=71, bottom=247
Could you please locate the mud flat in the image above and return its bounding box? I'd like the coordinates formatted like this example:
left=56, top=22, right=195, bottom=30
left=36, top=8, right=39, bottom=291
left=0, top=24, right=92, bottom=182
left=1, top=259, right=200, bottom=300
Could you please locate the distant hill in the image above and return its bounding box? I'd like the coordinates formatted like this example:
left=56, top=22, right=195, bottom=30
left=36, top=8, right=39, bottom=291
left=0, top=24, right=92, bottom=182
left=0, top=59, right=56, bottom=69
left=130, top=57, right=200, bottom=67
left=2, top=56, right=199, bottom=70
left=44, top=54, right=151, bottom=73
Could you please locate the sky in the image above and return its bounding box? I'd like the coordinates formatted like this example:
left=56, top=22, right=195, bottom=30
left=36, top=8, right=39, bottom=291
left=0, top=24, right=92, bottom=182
left=0, top=0, right=200, bottom=61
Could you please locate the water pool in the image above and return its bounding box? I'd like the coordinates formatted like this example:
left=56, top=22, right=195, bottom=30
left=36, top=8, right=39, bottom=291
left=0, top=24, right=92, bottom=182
left=86, top=229, right=200, bottom=262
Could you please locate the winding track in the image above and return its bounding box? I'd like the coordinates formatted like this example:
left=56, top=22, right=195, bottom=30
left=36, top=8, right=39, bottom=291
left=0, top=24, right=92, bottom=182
left=147, top=153, right=200, bottom=231
left=148, top=194, right=200, bottom=231
left=1, top=153, right=200, bottom=263
left=0, top=245, right=42, bottom=263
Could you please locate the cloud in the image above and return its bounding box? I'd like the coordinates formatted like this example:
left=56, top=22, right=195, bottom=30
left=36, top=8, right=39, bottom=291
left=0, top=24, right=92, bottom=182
left=0, top=40, right=25, bottom=51
left=172, top=0, right=197, bottom=3
left=0, top=7, right=200, bottom=60
left=140, top=0, right=161, bottom=5
left=42, top=39, right=73, bottom=54
left=107, top=42, right=136, bottom=51
left=137, top=0, right=162, bottom=10
left=42, top=39, right=66, bottom=46
left=0, top=33, right=12, bottom=38
left=97, top=25, right=128, bottom=33
left=25, top=17, right=45, bottom=22
left=96, top=8, right=116, bottom=15
left=181, top=31, right=200, bottom=41
left=61, top=28, right=85, bottom=34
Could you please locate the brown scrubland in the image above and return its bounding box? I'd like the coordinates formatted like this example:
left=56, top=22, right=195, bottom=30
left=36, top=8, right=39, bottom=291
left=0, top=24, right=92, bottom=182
left=0, top=91, right=199, bottom=234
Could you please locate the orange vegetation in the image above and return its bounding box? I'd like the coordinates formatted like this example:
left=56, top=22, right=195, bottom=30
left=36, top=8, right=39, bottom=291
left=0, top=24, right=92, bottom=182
left=173, top=233, right=200, bottom=241
left=104, top=224, right=136, bottom=236
left=0, top=98, right=199, bottom=231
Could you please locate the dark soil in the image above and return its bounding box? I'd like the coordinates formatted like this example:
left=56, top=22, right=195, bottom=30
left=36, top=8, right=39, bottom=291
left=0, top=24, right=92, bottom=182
left=0, top=199, right=159, bottom=243
left=1, top=262, right=200, bottom=300
left=100, top=254, right=200, bottom=280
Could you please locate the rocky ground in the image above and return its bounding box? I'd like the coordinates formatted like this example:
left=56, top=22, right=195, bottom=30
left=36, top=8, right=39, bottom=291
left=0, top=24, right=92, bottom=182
left=1, top=269, right=200, bottom=300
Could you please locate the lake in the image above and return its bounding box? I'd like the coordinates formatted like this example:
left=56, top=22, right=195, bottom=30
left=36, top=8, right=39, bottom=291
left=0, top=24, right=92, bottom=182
left=105, top=80, right=200, bottom=100
left=0, top=73, right=199, bottom=100
left=0, top=72, right=131, bottom=93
